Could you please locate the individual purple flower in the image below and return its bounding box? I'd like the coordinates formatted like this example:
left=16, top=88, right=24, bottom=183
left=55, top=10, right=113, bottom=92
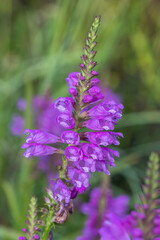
left=24, top=129, right=59, bottom=144
left=21, top=143, right=57, bottom=158
left=10, top=115, right=25, bottom=136
left=87, top=100, right=123, bottom=119
left=91, top=70, right=99, bottom=76
left=90, top=78, right=100, bottom=85
left=77, top=157, right=95, bottom=173
left=65, top=146, right=83, bottom=162
left=68, top=168, right=90, bottom=193
left=87, top=131, right=123, bottom=146
left=88, top=85, right=101, bottom=95
left=57, top=114, right=75, bottom=129
left=54, top=97, right=73, bottom=114
left=84, top=117, right=115, bottom=131
left=81, top=143, right=103, bottom=160
left=61, top=131, right=80, bottom=145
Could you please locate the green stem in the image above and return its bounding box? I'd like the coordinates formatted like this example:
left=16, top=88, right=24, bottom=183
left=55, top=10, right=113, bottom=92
left=43, top=210, right=54, bottom=240
left=43, top=224, right=52, bottom=240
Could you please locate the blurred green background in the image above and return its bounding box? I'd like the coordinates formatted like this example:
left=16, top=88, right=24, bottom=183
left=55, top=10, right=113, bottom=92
left=0, top=0, right=160, bottom=239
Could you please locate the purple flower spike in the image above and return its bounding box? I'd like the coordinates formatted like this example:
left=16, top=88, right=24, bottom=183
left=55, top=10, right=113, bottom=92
left=87, top=131, right=123, bottom=146
left=61, top=131, right=80, bottom=145
left=55, top=97, right=73, bottom=114
left=53, top=179, right=71, bottom=203
left=68, top=167, right=90, bottom=193
left=20, top=16, right=124, bottom=206
left=65, top=146, right=83, bottom=162
left=21, top=143, right=57, bottom=158
left=24, top=129, right=59, bottom=144
left=57, top=114, right=75, bottom=129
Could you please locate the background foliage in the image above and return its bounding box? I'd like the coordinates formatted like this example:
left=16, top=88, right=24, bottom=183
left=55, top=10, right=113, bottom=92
left=0, top=0, right=160, bottom=239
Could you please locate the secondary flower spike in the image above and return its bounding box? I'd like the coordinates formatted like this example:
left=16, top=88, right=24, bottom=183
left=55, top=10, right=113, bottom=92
left=22, top=16, right=124, bottom=206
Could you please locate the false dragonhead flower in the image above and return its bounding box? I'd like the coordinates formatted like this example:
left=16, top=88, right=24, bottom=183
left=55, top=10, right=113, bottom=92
left=22, top=16, right=124, bottom=206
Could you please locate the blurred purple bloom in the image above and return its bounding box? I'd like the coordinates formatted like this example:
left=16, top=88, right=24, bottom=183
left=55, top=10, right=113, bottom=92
left=99, top=213, right=131, bottom=240
left=10, top=115, right=25, bottom=136
left=77, top=188, right=130, bottom=240
left=17, top=98, right=27, bottom=111
left=102, top=87, right=122, bottom=103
